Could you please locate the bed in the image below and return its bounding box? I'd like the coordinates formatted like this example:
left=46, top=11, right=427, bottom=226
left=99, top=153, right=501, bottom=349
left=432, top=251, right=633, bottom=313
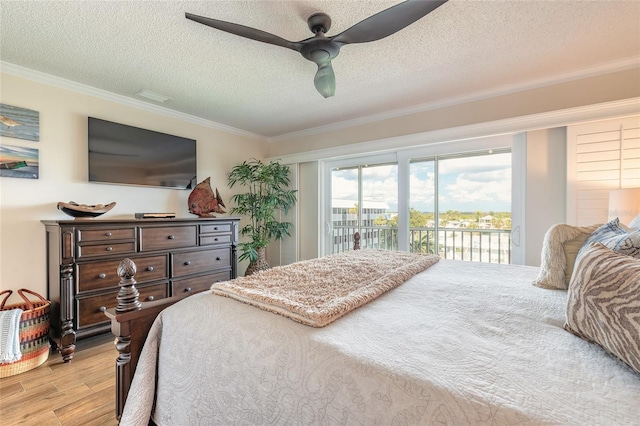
left=107, top=241, right=640, bottom=426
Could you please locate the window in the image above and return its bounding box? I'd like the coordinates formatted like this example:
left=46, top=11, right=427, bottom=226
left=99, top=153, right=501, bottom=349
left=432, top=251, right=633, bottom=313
left=331, top=166, right=359, bottom=252
left=331, top=163, right=398, bottom=252
left=409, top=150, right=511, bottom=263
left=327, top=147, right=512, bottom=264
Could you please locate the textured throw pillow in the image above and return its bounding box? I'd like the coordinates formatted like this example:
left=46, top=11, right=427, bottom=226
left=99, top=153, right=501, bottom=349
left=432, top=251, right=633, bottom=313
left=578, top=218, right=640, bottom=259
left=532, top=223, right=599, bottom=290
left=562, top=236, right=589, bottom=285
left=565, top=242, right=640, bottom=374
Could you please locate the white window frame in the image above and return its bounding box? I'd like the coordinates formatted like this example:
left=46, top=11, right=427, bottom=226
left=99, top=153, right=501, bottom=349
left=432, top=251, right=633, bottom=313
left=321, top=134, right=525, bottom=263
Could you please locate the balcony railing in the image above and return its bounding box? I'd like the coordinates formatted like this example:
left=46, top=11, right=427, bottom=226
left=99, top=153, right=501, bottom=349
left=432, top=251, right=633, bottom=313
left=332, top=226, right=511, bottom=264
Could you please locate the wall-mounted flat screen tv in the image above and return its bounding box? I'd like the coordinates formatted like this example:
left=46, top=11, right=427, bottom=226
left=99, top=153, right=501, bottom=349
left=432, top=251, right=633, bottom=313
left=88, top=117, right=197, bottom=189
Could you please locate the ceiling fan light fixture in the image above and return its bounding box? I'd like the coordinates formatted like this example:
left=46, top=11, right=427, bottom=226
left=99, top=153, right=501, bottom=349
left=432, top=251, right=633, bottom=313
left=314, top=62, right=336, bottom=98
left=186, top=0, right=448, bottom=98
left=317, top=83, right=335, bottom=99
left=136, top=90, right=172, bottom=103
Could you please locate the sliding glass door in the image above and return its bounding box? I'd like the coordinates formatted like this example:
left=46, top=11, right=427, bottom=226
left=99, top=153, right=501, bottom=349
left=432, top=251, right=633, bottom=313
left=331, top=167, right=359, bottom=252
left=331, top=163, right=398, bottom=253
left=408, top=159, right=436, bottom=253
left=409, top=150, right=512, bottom=263
left=327, top=146, right=513, bottom=264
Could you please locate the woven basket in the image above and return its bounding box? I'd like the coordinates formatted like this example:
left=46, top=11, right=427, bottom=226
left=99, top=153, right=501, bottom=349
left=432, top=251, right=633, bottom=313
left=0, top=289, right=51, bottom=378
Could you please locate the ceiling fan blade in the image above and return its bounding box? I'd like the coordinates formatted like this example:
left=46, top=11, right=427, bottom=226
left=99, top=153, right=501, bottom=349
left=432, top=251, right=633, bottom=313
left=186, top=12, right=302, bottom=52
left=332, top=0, right=447, bottom=45
left=314, top=62, right=336, bottom=98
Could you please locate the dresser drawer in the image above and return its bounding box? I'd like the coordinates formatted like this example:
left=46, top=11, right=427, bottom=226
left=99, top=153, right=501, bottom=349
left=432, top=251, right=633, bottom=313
left=77, top=242, right=136, bottom=259
left=140, top=226, right=197, bottom=251
left=77, top=282, right=168, bottom=329
left=200, top=234, right=232, bottom=246
left=77, top=227, right=136, bottom=242
left=77, top=255, right=168, bottom=293
left=172, top=248, right=231, bottom=277
left=200, top=223, right=232, bottom=234
left=172, top=270, right=231, bottom=296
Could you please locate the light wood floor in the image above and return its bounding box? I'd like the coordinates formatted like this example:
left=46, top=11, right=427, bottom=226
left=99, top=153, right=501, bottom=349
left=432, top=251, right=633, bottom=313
left=0, top=334, right=118, bottom=426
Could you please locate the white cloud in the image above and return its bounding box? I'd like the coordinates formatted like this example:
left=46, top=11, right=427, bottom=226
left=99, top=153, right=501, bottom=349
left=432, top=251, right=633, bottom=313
left=331, top=174, right=358, bottom=200
left=332, top=153, right=511, bottom=213
left=409, top=171, right=435, bottom=206
left=440, top=166, right=511, bottom=211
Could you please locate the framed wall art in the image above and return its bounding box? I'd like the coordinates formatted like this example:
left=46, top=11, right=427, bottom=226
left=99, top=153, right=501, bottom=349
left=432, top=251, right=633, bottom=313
left=0, top=103, right=40, bottom=141
left=0, top=145, right=39, bottom=179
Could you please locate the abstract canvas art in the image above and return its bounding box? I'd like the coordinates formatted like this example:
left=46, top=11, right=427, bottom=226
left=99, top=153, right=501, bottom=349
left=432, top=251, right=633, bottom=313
left=0, top=104, right=40, bottom=141
left=0, top=145, right=39, bottom=179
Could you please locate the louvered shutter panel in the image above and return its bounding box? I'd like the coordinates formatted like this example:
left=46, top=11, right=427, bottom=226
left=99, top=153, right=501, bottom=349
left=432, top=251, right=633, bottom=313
left=567, top=115, right=640, bottom=226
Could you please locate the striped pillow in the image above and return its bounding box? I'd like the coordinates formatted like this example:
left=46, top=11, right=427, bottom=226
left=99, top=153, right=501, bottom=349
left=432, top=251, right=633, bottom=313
left=565, top=242, right=640, bottom=374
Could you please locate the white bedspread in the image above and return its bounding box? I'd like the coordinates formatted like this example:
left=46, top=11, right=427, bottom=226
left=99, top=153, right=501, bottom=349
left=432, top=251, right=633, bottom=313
left=120, top=260, right=640, bottom=425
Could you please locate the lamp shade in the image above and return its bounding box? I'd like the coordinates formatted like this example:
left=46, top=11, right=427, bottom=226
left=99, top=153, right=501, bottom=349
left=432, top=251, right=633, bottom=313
left=608, top=188, right=640, bottom=225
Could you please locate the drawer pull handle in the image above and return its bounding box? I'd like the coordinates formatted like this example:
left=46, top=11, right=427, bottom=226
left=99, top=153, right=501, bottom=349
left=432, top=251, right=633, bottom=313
left=106, top=247, right=113, bottom=252
left=216, top=257, right=221, bottom=261
left=98, top=273, right=106, bottom=279
left=99, top=306, right=107, bottom=313
left=214, top=238, right=219, bottom=241
left=105, top=232, right=112, bottom=237
left=214, top=227, right=218, bottom=230
left=184, top=261, right=191, bottom=266
left=147, top=266, right=154, bottom=272
left=147, top=296, right=155, bottom=301
left=185, top=287, right=192, bottom=292
left=168, top=235, right=175, bottom=240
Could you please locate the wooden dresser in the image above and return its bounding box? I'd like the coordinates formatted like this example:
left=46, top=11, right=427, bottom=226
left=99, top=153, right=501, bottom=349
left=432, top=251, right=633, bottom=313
left=42, top=217, right=240, bottom=362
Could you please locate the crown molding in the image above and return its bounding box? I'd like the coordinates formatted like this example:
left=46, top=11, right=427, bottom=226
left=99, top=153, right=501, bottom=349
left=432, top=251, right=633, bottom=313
left=267, top=57, right=640, bottom=143
left=267, top=98, right=640, bottom=164
left=0, top=61, right=266, bottom=142
left=2, top=58, right=638, bottom=147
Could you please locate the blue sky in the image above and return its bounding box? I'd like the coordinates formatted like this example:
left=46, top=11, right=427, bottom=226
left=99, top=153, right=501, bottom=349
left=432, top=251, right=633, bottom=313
left=332, top=152, right=511, bottom=213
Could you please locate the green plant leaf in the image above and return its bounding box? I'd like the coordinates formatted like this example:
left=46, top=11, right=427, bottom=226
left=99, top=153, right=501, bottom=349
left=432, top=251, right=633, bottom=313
left=227, top=159, right=298, bottom=255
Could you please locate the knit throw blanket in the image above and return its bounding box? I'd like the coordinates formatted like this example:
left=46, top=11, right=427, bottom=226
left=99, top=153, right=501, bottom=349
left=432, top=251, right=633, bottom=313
left=211, top=250, right=440, bottom=327
left=0, top=309, right=23, bottom=364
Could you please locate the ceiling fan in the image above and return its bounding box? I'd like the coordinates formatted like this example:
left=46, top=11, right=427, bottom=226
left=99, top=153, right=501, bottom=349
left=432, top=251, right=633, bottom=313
left=185, top=0, right=448, bottom=98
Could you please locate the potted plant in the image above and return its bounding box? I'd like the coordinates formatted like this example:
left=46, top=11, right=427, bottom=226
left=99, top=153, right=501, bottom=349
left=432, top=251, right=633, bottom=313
left=227, top=159, right=297, bottom=275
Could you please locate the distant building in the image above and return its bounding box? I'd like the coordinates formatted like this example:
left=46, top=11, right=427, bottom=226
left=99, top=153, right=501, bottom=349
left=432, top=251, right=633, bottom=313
left=332, top=199, right=390, bottom=250
left=331, top=199, right=390, bottom=226
left=479, top=215, right=494, bottom=229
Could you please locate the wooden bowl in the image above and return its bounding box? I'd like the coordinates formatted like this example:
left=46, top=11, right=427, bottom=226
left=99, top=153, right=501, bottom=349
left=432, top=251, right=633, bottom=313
left=57, top=201, right=116, bottom=219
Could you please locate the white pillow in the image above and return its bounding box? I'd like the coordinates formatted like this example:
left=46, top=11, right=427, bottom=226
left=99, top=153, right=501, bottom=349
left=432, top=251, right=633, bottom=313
left=532, top=223, right=600, bottom=290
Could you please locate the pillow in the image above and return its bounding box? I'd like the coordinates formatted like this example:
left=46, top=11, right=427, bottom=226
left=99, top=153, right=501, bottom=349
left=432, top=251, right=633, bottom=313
left=562, top=235, right=590, bottom=286
left=564, top=242, right=640, bottom=374
left=532, top=223, right=600, bottom=290
left=578, top=218, right=640, bottom=259
left=628, top=214, right=640, bottom=231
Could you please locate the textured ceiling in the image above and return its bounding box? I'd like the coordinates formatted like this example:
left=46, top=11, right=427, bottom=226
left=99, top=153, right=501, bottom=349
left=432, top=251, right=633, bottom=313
left=1, top=1, right=639, bottom=139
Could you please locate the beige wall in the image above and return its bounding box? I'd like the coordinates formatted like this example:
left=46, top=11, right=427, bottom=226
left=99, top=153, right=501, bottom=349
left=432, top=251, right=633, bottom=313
left=0, top=73, right=265, bottom=297
left=2, top=67, right=638, bottom=298
left=524, top=127, right=567, bottom=266
left=297, top=161, right=320, bottom=261
left=268, top=68, right=640, bottom=158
